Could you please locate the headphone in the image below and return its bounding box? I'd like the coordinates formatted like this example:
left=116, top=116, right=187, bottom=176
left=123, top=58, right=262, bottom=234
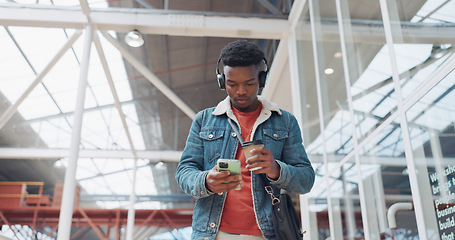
left=216, top=57, right=269, bottom=90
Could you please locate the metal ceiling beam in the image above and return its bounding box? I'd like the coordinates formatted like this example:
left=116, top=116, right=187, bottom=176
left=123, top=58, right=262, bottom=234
left=256, top=0, right=283, bottom=15
left=293, top=21, right=455, bottom=44
left=21, top=99, right=138, bottom=124
left=0, top=3, right=288, bottom=40
left=2, top=4, right=455, bottom=44
left=0, top=148, right=183, bottom=162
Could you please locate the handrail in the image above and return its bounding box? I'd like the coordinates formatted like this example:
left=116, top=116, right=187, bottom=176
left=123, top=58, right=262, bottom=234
left=0, top=194, right=43, bottom=198
left=385, top=202, right=414, bottom=239
left=387, top=202, right=414, bottom=229
left=0, top=181, right=44, bottom=186
left=0, top=181, right=46, bottom=206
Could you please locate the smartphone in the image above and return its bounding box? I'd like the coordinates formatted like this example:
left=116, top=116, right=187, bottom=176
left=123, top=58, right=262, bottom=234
left=217, top=159, right=241, bottom=190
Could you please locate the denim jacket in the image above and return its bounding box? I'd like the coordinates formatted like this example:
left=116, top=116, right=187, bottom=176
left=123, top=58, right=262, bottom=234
left=176, top=96, right=315, bottom=240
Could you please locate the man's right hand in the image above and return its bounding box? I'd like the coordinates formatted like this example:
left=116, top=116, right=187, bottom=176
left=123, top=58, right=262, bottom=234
left=205, top=165, right=242, bottom=193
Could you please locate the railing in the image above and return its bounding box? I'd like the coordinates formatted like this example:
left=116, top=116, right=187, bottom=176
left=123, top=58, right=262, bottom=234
left=0, top=181, right=50, bottom=207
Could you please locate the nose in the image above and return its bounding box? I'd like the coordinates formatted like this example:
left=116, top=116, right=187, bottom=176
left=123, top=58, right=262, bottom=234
left=237, top=84, right=247, bottom=95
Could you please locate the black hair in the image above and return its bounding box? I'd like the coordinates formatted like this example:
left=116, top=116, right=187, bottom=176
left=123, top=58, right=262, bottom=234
left=219, top=40, right=264, bottom=67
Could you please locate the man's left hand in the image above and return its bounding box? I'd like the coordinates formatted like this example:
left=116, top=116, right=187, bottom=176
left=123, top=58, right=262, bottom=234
left=245, top=147, right=280, bottom=180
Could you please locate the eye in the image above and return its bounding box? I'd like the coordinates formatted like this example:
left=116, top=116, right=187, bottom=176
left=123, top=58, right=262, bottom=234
left=247, top=81, right=256, bottom=86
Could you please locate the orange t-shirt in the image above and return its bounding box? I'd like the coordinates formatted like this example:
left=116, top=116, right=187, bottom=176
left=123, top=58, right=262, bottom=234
left=219, top=102, right=263, bottom=235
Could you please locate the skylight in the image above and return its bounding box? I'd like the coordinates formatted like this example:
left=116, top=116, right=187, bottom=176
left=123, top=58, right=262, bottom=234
left=0, top=24, right=156, bottom=209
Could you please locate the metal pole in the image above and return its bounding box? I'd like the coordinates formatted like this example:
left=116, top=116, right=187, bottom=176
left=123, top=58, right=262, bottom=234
left=379, top=0, right=439, bottom=238
left=93, top=30, right=140, bottom=240
left=308, top=0, right=337, bottom=238
left=334, top=0, right=366, bottom=238
left=126, top=158, right=138, bottom=240
left=56, top=24, right=93, bottom=240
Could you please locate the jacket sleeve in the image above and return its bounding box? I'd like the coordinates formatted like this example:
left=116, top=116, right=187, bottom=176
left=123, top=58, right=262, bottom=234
left=175, top=110, right=214, bottom=199
left=269, top=113, right=315, bottom=194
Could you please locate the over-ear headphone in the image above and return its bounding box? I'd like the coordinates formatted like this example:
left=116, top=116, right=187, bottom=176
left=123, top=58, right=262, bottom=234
left=216, top=57, right=269, bottom=90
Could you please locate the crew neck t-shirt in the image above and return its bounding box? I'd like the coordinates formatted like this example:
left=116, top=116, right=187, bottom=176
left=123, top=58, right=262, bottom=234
left=219, top=102, right=263, bottom=235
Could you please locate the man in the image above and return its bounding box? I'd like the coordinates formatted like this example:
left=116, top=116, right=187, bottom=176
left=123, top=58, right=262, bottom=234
left=176, top=40, right=314, bottom=240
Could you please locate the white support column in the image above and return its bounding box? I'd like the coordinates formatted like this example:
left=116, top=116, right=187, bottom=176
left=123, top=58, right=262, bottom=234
left=286, top=8, right=314, bottom=239
left=334, top=0, right=363, bottom=238
left=362, top=173, right=381, bottom=238
left=57, top=24, right=93, bottom=240
left=126, top=158, right=138, bottom=240
left=288, top=29, right=315, bottom=240
left=308, top=0, right=336, bottom=238
left=332, top=198, right=344, bottom=239
left=371, top=169, right=388, bottom=233
left=341, top=166, right=357, bottom=240
left=287, top=34, right=304, bottom=131
left=379, top=0, right=439, bottom=239
left=92, top=30, right=140, bottom=240
left=301, top=196, right=319, bottom=240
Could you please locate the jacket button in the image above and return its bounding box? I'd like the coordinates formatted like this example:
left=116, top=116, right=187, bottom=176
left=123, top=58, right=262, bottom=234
left=208, top=134, right=214, bottom=139
left=273, top=133, right=278, bottom=138
left=231, top=132, right=237, bottom=137
left=210, top=222, right=216, bottom=228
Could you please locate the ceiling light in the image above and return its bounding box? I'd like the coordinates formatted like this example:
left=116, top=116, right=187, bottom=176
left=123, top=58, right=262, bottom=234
left=155, top=161, right=166, bottom=170
left=334, top=52, right=342, bottom=58
left=325, top=68, right=334, bottom=75
left=430, top=44, right=452, bottom=59
left=125, top=29, right=144, bottom=47
left=430, top=45, right=445, bottom=59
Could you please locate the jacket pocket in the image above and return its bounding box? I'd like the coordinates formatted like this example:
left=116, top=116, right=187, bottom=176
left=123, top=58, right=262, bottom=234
left=263, top=129, right=288, bottom=160
left=200, top=130, right=224, bottom=163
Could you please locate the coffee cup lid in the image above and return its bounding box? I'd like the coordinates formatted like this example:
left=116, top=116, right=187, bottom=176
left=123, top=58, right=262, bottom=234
left=242, top=140, right=263, bottom=147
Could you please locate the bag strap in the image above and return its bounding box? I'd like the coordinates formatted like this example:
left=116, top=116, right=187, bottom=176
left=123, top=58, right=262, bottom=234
left=265, top=186, right=281, bottom=205
left=227, top=118, right=245, bottom=146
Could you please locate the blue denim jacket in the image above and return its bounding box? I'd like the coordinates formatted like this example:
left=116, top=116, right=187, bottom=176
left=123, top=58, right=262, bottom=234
left=176, top=96, right=315, bottom=240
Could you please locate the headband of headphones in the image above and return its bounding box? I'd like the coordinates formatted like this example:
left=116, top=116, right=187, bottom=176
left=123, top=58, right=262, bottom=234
left=216, top=57, right=269, bottom=90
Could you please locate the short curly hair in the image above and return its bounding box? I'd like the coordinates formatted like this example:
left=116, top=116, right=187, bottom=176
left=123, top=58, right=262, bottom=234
left=219, top=40, right=264, bottom=67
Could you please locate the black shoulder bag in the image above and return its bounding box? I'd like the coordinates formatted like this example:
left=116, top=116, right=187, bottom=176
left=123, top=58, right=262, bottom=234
left=227, top=118, right=304, bottom=240
left=265, top=186, right=304, bottom=240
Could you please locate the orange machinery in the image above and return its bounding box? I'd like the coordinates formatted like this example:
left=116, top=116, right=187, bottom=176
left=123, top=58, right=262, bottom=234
left=0, top=181, right=192, bottom=240
left=0, top=181, right=50, bottom=207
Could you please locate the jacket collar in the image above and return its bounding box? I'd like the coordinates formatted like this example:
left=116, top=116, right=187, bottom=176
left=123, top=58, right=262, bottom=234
left=212, top=96, right=282, bottom=116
